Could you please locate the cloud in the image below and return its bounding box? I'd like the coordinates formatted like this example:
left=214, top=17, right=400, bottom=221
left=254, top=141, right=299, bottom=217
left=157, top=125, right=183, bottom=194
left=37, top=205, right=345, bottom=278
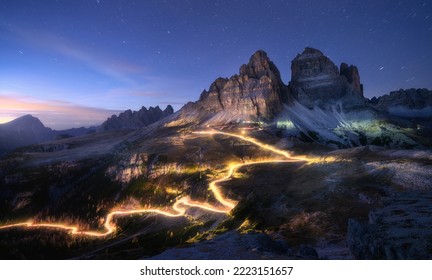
left=7, top=26, right=148, bottom=85
left=0, top=95, right=122, bottom=129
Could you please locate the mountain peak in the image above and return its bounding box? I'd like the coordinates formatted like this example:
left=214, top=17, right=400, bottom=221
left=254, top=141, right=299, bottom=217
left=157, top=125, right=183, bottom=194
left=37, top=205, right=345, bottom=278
left=294, top=47, right=325, bottom=60
left=250, top=49, right=270, bottom=62
left=5, top=114, right=45, bottom=129
left=290, top=47, right=364, bottom=109
left=183, top=50, right=287, bottom=123
left=291, top=47, right=339, bottom=83
left=100, top=105, right=174, bottom=131
left=239, top=50, right=282, bottom=81
left=0, top=114, right=55, bottom=154
left=164, top=105, right=174, bottom=114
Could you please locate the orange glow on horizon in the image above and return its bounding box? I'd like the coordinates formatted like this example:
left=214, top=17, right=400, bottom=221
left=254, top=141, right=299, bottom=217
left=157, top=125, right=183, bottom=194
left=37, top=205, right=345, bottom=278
left=0, top=95, right=121, bottom=129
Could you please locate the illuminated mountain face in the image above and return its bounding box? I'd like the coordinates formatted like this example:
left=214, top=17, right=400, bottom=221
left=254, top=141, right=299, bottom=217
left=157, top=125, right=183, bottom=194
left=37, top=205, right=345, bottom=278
left=168, top=49, right=431, bottom=149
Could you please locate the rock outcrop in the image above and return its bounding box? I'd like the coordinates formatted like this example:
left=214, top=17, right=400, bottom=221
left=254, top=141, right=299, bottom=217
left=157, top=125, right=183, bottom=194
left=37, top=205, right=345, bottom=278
left=289, top=47, right=364, bottom=109
left=179, top=50, right=288, bottom=124
left=100, top=105, right=174, bottom=131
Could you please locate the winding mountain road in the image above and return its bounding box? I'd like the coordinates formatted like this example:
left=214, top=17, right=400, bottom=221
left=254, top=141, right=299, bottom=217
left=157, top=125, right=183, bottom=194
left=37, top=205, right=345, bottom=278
left=0, top=130, right=313, bottom=237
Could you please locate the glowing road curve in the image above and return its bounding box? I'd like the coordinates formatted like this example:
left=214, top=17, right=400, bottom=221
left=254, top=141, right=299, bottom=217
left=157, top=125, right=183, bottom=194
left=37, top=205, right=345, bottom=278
left=0, top=130, right=315, bottom=237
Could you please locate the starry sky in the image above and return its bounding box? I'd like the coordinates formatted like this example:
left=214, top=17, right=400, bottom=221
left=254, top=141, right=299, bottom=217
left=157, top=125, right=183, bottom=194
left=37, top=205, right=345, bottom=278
left=1, top=0, right=431, bottom=129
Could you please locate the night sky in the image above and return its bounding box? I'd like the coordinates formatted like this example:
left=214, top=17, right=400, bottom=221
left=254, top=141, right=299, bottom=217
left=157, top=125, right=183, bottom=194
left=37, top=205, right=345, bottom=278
left=1, top=0, right=431, bottom=129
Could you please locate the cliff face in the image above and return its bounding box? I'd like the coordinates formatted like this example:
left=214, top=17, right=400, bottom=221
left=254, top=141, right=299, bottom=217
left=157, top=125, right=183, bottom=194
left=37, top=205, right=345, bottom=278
left=289, top=47, right=364, bottom=109
left=175, top=47, right=367, bottom=127
left=100, top=105, right=174, bottom=131
left=190, top=50, right=288, bottom=123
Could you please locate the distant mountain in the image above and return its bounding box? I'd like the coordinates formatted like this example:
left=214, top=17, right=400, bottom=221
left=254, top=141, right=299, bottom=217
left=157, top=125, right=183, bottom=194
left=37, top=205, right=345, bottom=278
left=0, top=104, right=175, bottom=156
left=99, top=105, right=174, bottom=131
left=369, top=88, right=432, bottom=118
left=0, top=115, right=95, bottom=156
left=0, top=115, right=54, bottom=155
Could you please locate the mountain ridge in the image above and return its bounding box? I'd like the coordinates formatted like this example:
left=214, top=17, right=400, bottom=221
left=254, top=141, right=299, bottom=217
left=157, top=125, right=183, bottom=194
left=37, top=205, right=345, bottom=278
left=165, top=47, right=431, bottom=148
left=99, top=105, right=174, bottom=131
left=2, top=48, right=431, bottom=153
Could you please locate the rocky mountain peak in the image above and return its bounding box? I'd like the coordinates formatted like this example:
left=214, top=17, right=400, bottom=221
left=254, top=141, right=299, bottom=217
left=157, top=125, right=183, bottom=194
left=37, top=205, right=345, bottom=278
left=100, top=105, right=174, bottom=131
left=239, top=50, right=282, bottom=82
left=289, top=47, right=364, bottom=109
left=6, top=114, right=44, bottom=128
left=164, top=105, right=174, bottom=114
left=189, top=50, right=287, bottom=123
left=0, top=114, right=55, bottom=155
left=294, top=47, right=324, bottom=59
left=291, top=47, right=339, bottom=83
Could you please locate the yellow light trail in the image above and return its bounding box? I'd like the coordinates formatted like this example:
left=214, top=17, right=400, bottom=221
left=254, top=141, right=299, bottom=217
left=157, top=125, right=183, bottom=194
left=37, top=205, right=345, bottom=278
left=194, top=130, right=294, bottom=159
left=0, top=129, right=319, bottom=237
left=193, top=130, right=338, bottom=164
left=0, top=197, right=229, bottom=237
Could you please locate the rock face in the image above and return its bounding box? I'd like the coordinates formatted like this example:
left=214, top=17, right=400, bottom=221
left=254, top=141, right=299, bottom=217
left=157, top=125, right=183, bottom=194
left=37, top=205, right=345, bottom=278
left=289, top=47, right=364, bottom=109
left=169, top=47, right=431, bottom=148
left=100, top=105, right=174, bottom=131
left=369, top=88, right=432, bottom=118
left=291, top=47, right=339, bottom=83
left=182, top=50, right=288, bottom=123
left=175, top=47, right=366, bottom=127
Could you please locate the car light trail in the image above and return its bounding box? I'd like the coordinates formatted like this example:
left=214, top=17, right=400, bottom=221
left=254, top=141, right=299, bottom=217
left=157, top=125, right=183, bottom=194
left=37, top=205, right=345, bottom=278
left=0, top=130, right=318, bottom=237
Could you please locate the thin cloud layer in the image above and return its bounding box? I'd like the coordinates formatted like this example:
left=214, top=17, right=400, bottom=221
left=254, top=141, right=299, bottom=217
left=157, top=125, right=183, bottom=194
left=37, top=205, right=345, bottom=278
left=0, top=95, right=121, bottom=129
